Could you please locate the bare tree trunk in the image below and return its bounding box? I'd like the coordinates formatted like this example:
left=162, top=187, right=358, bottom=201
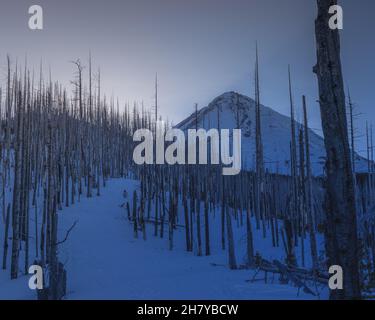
left=367, top=122, right=371, bottom=209
left=10, top=85, right=22, bottom=279
left=287, top=67, right=298, bottom=266
left=303, top=96, right=318, bottom=270
left=219, top=177, right=225, bottom=250
left=183, top=177, right=191, bottom=251
left=254, top=44, right=264, bottom=233
left=246, top=200, right=254, bottom=266
left=2, top=204, right=11, bottom=269
left=226, top=205, right=237, bottom=270
left=132, top=190, right=138, bottom=238
left=314, top=0, right=361, bottom=300
left=204, top=182, right=210, bottom=256
left=348, top=91, right=356, bottom=173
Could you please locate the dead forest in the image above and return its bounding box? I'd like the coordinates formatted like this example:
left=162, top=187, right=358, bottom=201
left=0, top=0, right=375, bottom=300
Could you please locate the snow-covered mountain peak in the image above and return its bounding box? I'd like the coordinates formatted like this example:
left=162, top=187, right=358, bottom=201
left=176, top=91, right=369, bottom=176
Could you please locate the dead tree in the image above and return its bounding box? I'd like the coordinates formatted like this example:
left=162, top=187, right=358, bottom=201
left=181, top=170, right=190, bottom=251
left=2, top=204, right=11, bottom=269
left=348, top=90, right=356, bottom=173
left=225, top=193, right=237, bottom=269
left=254, top=44, right=265, bottom=235
left=204, top=180, right=210, bottom=256
left=10, top=83, right=23, bottom=279
left=303, top=96, right=318, bottom=270
left=286, top=67, right=298, bottom=267
left=314, top=0, right=361, bottom=299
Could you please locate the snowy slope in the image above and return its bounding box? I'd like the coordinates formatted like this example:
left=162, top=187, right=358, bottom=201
left=177, top=92, right=369, bottom=176
left=0, top=178, right=328, bottom=300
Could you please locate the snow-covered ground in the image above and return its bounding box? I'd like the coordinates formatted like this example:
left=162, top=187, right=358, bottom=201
left=0, top=178, right=328, bottom=300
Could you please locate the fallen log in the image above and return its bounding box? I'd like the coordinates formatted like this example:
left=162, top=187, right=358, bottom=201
left=273, top=260, right=316, bottom=296
left=248, top=256, right=329, bottom=291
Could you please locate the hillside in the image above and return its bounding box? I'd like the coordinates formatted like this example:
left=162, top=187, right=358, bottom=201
left=0, top=178, right=325, bottom=300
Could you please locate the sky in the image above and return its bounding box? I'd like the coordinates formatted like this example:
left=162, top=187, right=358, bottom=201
left=0, top=0, right=374, bottom=156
